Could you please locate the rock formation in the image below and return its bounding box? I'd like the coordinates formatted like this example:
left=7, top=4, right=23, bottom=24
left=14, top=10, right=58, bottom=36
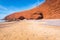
left=4, top=0, right=60, bottom=21
left=39, top=0, right=60, bottom=19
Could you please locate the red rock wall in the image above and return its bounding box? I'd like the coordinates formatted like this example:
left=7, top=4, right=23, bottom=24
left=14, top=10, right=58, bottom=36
left=39, top=0, right=60, bottom=19
left=4, top=0, right=60, bottom=21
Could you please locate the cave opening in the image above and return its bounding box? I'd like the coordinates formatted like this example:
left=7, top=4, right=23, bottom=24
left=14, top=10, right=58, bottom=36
left=18, top=16, right=25, bottom=20
left=37, top=13, right=43, bottom=19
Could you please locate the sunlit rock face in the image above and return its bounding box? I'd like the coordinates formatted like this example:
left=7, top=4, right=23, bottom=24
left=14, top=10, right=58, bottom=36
left=4, top=0, right=60, bottom=21
left=39, top=0, right=60, bottom=19
left=4, top=10, right=44, bottom=21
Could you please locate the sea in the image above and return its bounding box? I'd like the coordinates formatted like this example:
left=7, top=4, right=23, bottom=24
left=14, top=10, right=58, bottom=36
left=0, top=19, right=5, bottom=23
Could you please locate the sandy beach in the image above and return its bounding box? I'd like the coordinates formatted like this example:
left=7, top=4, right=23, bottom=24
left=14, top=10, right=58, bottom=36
left=0, top=19, right=60, bottom=40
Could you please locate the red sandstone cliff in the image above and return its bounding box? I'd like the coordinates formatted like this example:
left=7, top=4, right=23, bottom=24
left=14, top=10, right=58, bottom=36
left=4, top=0, right=60, bottom=21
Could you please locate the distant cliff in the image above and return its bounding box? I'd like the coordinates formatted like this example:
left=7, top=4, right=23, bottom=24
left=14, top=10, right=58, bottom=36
left=4, top=0, right=60, bottom=21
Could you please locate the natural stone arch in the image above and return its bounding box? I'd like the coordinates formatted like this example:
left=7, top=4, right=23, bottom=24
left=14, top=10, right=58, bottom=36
left=36, top=12, right=43, bottom=19
left=18, top=16, right=25, bottom=20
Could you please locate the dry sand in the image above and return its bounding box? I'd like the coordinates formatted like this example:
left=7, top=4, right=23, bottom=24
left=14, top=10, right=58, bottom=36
left=0, top=20, right=60, bottom=40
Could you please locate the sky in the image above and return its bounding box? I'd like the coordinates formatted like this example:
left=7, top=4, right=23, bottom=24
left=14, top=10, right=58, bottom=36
left=0, top=0, right=45, bottom=19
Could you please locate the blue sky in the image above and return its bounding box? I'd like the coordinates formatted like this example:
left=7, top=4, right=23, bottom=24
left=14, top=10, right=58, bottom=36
left=0, top=0, right=45, bottom=19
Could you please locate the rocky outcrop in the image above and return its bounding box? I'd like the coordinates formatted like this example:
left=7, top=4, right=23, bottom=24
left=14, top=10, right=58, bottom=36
left=4, top=9, right=44, bottom=21
left=39, top=0, right=60, bottom=19
left=4, top=0, right=60, bottom=21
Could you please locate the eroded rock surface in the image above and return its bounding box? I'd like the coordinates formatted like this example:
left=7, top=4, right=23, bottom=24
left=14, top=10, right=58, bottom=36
left=4, top=0, right=60, bottom=21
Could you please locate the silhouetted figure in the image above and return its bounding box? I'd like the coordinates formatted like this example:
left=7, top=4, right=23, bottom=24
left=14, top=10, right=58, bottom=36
left=18, top=16, right=25, bottom=20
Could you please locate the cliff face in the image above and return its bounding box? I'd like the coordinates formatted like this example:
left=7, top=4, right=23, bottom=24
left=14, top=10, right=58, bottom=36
left=39, top=0, right=60, bottom=19
left=4, top=0, right=60, bottom=21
